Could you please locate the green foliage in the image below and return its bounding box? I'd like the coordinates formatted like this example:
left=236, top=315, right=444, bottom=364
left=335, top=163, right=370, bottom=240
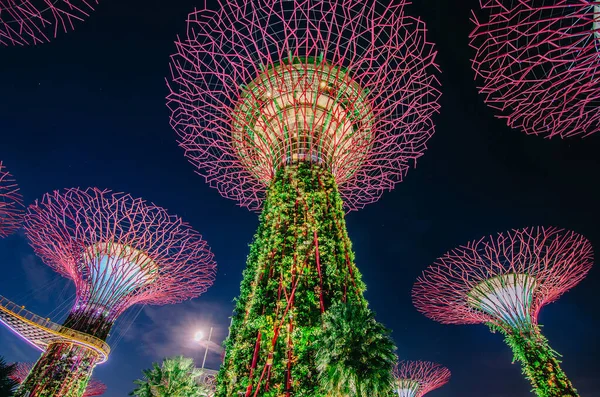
left=130, top=356, right=209, bottom=397
left=315, top=302, right=396, bottom=397
left=15, top=343, right=96, bottom=397
left=0, top=357, right=18, bottom=397
left=216, top=163, right=389, bottom=397
left=490, top=323, right=579, bottom=397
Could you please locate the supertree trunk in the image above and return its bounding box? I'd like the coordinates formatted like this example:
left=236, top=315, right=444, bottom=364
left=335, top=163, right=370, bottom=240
left=495, top=325, right=578, bottom=397
left=15, top=343, right=99, bottom=397
left=216, top=162, right=369, bottom=397
left=16, top=311, right=112, bottom=397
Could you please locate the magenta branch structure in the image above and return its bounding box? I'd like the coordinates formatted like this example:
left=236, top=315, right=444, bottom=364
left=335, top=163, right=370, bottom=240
left=470, top=0, right=600, bottom=138
left=0, top=161, right=24, bottom=237
left=0, top=0, right=98, bottom=46
left=168, top=0, right=441, bottom=212
left=167, top=0, right=440, bottom=395
left=413, top=226, right=594, bottom=397
left=393, top=361, right=450, bottom=397
left=6, top=188, right=216, bottom=397
left=10, top=363, right=107, bottom=397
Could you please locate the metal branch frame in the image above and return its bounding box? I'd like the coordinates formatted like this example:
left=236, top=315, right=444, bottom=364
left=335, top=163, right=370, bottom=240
left=0, top=161, right=24, bottom=238
left=167, top=0, right=441, bottom=211
left=10, top=363, right=107, bottom=397
left=412, top=226, right=594, bottom=328
left=470, top=0, right=600, bottom=138
left=24, top=188, right=217, bottom=323
left=0, top=0, right=98, bottom=46
left=394, top=361, right=451, bottom=397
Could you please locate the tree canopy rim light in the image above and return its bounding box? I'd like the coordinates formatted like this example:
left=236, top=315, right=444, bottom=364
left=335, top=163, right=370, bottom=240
left=167, top=0, right=441, bottom=211
left=470, top=1, right=600, bottom=138
left=0, top=0, right=98, bottom=46
left=412, top=226, right=594, bottom=328
left=0, top=161, right=24, bottom=238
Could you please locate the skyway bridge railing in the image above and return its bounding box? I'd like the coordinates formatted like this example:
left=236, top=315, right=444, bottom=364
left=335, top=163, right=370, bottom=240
left=0, top=295, right=110, bottom=363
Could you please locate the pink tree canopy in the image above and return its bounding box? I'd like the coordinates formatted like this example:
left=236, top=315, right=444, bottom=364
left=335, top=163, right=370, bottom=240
left=10, top=363, right=107, bottom=396
left=470, top=0, right=600, bottom=138
left=24, top=188, right=217, bottom=321
left=394, top=361, right=451, bottom=397
left=412, top=226, right=594, bottom=329
left=0, top=0, right=98, bottom=46
left=167, top=0, right=441, bottom=211
left=0, top=161, right=24, bottom=237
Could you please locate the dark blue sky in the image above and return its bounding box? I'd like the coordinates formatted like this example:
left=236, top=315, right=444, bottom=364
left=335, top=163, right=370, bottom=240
left=0, top=1, right=599, bottom=396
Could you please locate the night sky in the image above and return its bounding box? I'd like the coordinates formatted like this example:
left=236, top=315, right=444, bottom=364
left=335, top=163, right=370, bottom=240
left=1, top=1, right=599, bottom=396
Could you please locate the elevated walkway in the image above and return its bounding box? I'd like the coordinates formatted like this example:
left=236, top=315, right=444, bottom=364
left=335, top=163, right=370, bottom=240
left=0, top=295, right=110, bottom=364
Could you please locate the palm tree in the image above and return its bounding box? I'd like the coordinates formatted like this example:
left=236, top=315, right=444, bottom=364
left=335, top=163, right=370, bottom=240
left=316, top=302, right=397, bottom=397
left=130, top=356, right=210, bottom=397
left=0, top=357, right=18, bottom=397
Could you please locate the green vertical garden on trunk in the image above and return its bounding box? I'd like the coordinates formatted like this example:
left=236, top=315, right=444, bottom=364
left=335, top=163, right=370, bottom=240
left=492, top=324, right=578, bottom=397
left=216, top=162, right=394, bottom=397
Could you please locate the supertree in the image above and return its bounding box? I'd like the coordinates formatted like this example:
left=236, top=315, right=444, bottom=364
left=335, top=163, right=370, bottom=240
left=167, top=0, right=440, bottom=395
left=0, top=0, right=97, bottom=46
left=0, top=161, right=24, bottom=237
left=10, top=363, right=107, bottom=397
left=413, top=226, right=594, bottom=397
left=393, top=361, right=450, bottom=397
left=11, top=188, right=216, bottom=397
left=470, top=1, right=600, bottom=138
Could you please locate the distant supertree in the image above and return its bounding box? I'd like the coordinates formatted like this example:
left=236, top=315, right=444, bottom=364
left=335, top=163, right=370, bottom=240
left=470, top=1, right=600, bottom=138
left=0, top=0, right=97, bottom=46
left=413, top=227, right=594, bottom=397
left=0, top=161, right=24, bottom=237
left=11, top=363, right=106, bottom=397
left=167, top=0, right=440, bottom=395
left=393, top=361, right=450, bottom=397
left=12, top=188, right=216, bottom=397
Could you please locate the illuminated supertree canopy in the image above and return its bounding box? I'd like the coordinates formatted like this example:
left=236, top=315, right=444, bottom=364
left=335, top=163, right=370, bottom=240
left=167, top=0, right=440, bottom=396
left=0, top=161, right=24, bottom=238
left=413, top=226, right=594, bottom=397
left=13, top=188, right=216, bottom=397
left=168, top=0, right=441, bottom=212
left=10, top=363, right=107, bottom=397
left=394, top=361, right=450, bottom=397
left=470, top=0, right=600, bottom=138
left=0, top=0, right=97, bottom=46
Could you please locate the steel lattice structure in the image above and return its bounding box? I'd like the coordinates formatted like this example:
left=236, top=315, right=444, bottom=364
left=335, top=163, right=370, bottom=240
left=413, top=226, right=594, bottom=397
left=11, top=188, right=216, bottom=397
left=167, top=1, right=439, bottom=396
left=0, top=161, right=24, bottom=237
left=0, top=0, right=98, bottom=46
left=470, top=0, right=600, bottom=138
left=393, top=361, right=450, bottom=397
left=167, top=0, right=441, bottom=211
left=11, top=363, right=107, bottom=397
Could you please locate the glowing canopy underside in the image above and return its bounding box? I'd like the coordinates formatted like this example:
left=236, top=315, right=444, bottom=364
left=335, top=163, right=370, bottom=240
left=0, top=295, right=110, bottom=364
left=232, top=60, right=374, bottom=185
